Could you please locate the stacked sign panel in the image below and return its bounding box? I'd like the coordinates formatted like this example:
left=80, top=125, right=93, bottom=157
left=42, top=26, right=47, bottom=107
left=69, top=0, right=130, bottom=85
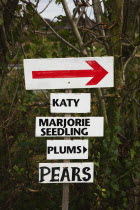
left=23, top=57, right=114, bottom=184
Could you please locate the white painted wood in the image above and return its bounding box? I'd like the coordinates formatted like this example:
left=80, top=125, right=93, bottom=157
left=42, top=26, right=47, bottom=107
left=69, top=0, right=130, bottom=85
left=23, top=57, right=114, bottom=90
left=35, top=117, right=104, bottom=137
left=39, top=162, right=94, bottom=183
left=50, top=93, right=91, bottom=113
left=46, top=140, right=88, bottom=160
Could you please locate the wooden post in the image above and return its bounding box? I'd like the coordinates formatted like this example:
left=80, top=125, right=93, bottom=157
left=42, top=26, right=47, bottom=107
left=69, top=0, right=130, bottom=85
left=62, top=89, right=72, bottom=210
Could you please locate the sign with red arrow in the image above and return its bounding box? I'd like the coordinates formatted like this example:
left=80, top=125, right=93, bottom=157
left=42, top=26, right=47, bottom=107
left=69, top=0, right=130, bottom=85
left=24, top=57, right=114, bottom=90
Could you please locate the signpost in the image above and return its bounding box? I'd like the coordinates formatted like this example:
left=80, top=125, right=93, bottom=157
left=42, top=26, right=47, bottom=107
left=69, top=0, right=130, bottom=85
left=24, top=57, right=114, bottom=90
left=50, top=93, right=91, bottom=113
left=39, top=162, right=94, bottom=183
left=35, top=117, right=104, bottom=137
left=62, top=89, right=71, bottom=210
left=47, top=140, right=88, bottom=160
left=23, top=56, right=114, bottom=210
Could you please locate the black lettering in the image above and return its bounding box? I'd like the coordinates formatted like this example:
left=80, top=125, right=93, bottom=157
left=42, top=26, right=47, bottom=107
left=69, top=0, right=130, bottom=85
left=67, top=146, right=76, bottom=154
left=67, top=99, right=71, bottom=106
left=58, top=128, right=64, bottom=135
left=46, top=128, right=51, bottom=136
left=53, top=99, right=59, bottom=106
left=54, top=147, right=59, bottom=154
left=60, top=146, right=66, bottom=154
left=71, top=167, right=82, bottom=181
left=65, top=128, right=70, bottom=135
left=39, top=119, right=48, bottom=126
left=39, top=167, right=50, bottom=182
left=67, top=119, right=75, bottom=126
left=63, top=119, right=66, bottom=128
left=74, top=99, right=80, bottom=107
left=41, top=128, right=46, bottom=136
left=60, top=167, right=70, bottom=181
left=52, top=128, right=57, bottom=135
left=85, top=119, right=90, bottom=126
left=48, top=146, right=53, bottom=154
left=81, top=128, right=88, bottom=135
left=82, top=167, right=91, bottom=181
left=57, top=119, right=63, bottom=127
left=50, top=167, right=60, bottom=182
left=77, top=146, right=81, bottom=153
left=82, top=119, right=85, bottom=126
left=75, top=119, right=82, bottom=126
left=73, top=128, right=81, bottom=136
left=49, top=119, right=57, bottom=126
left=60, top=99, right=67, bottom=106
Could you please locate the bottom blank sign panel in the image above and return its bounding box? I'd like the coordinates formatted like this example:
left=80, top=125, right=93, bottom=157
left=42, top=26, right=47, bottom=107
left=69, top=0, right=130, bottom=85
left=47, top=140, right=88, bottom=160
left=39, top=162, right=94, bottom=183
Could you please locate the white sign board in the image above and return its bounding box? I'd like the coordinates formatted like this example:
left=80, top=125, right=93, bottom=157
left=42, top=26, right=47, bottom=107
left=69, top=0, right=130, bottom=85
left=47, top=140, right=88, bottom=160
left=50, top=93, right=90, bottom=113
left=36, top=117, right=104, bottom=137
left=39, top=162, right=94, bottom=183
left=24, top=57, right=114, bottom=90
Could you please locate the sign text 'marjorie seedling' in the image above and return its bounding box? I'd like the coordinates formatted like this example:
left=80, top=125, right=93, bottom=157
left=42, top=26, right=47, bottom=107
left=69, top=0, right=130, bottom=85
left=36, top=117, right=104, bottom=137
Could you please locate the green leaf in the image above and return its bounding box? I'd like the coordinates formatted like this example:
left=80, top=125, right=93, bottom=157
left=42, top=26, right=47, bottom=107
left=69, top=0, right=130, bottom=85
left=18, top=105, right=26, bottom=112
left=130, top=148, right=136, bottom=159
left=134, top=141, right=140, bottom=147
left=55, top=0, right=62, bottom=4
left=111, top=183, right=119, bottom=191
left=0, top=17, right=3, bottom=25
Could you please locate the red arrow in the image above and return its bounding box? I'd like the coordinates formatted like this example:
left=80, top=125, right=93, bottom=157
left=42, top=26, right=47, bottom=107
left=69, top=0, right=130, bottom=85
left=32, top=61, right=108, bottom=85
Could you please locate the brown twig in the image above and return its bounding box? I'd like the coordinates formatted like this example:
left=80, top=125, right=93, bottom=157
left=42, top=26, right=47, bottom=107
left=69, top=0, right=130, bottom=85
left=21, top=0, right=81, bottom=54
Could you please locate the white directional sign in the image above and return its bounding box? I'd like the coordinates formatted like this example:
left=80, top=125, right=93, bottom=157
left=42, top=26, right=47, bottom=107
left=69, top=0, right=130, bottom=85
left=36, top=117, right=104, bottom=137
left=39, top=162, right=94, bottom=183
left=47, top=140, right=88, bottom=160
left=24, top=57, right=114, bottom=90
left=50, top=93, right=91, bottom=113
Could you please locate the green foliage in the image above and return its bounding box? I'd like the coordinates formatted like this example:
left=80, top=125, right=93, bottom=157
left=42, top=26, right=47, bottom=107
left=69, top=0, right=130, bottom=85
left=0, top=0, right=140, bottom=209
left=55, top=0, right=62, bottom=4
left=0, top=17, right=3, bottom=25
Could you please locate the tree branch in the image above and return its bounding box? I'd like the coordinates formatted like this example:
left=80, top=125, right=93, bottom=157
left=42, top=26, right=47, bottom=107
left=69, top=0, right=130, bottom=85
left=123, top=46, right=137, bottom=82
left=92, top=0, right=110, bottom=52
left=61, top=0, right=88, bottom=56
left=21, top=0, right=81, bottom=54
left=38, top=0, right=52, bottom=15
